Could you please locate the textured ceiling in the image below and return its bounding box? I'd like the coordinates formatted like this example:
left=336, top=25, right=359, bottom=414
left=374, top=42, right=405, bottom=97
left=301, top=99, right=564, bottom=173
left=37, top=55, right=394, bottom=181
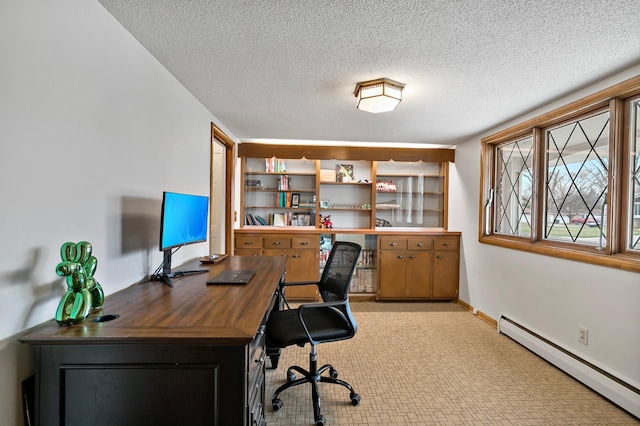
left=97, top=1, right=640, bottom=146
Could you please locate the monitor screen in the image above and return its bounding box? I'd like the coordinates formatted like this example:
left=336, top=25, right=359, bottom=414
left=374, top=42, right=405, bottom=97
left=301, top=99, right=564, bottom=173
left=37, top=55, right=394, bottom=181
left=160, top=191, right=209, bottom=251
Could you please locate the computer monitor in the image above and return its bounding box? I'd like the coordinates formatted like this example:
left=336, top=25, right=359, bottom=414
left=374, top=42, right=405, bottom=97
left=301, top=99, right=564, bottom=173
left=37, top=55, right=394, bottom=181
left=155, top=191, right=209, bottom=287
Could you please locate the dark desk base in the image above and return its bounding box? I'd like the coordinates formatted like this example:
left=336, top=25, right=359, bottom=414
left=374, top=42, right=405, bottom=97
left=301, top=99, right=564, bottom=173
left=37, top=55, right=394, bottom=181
left=32, top=293, right=281, bottom=426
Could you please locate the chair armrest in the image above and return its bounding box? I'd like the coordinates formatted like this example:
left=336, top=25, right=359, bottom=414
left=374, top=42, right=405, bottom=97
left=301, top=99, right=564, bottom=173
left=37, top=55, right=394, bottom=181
left=296, top=301, right=350, bottom=345
left=280, top=280, right=319, bottom=287
left=278, top=281, right=320, bottom=309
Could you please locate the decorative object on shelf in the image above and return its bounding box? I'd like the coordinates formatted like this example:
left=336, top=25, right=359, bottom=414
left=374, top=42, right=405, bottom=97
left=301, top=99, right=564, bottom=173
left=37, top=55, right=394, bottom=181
left=319, top=214, right=333, bottom=229
left=320, top=199, right=329, bottom=208
left=291, top=193, right=300, bottom=208
left=354, top=78, right=405, bottom=113
left=291, top=213, right=311, bottom=226
left=336, top=164, right=354, bottom=182
left=320, top=169, right=336, bottom=182
left=376, top=180, right=397, bottom=192
left=245, top=179, right=262, bottom=188
left=54, top=241, right=104, bottom=326
left=376, top=217, right=392, bottom=227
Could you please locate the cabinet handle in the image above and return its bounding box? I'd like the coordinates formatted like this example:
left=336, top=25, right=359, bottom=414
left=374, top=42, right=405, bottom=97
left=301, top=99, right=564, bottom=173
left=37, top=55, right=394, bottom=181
left=293, top=254, right=300, bottom=258
left=389, top=242, right=397, bottom=246
left=417, top=243, right=424, bottom=247
left=300, top=242, right=309, bottom=245
left=442, top=243, right=449, bottom=247
left=244, top=241, right=253, bottom=245
left=273, top=241, right=281, bottom=245
left=397, top=255, right=403, bottom=259
left=409, top=255, right=415, bottom=259
left=436, top=255, right=443, bottom=259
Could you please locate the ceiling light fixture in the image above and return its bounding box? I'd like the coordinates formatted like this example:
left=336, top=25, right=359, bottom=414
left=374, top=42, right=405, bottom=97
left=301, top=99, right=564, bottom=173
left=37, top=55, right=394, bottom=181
left=354, top=78, right=405, bottom=113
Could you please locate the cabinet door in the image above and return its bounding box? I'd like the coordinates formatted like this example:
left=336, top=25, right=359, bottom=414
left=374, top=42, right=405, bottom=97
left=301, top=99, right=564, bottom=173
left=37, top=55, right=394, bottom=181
left=404, top=250, right=433, bottom=298
left=285, top=247, right=319, bottom=300
left=377, top=249, right=406, bottom=298
left=264, top=235, right=318, bottom=301
left=433, top=250, right=459, bottom=298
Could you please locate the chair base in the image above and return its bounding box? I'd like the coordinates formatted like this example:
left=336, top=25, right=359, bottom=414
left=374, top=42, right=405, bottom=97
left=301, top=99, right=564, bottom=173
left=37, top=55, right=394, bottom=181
left=271, top=346, right=360, bottom=426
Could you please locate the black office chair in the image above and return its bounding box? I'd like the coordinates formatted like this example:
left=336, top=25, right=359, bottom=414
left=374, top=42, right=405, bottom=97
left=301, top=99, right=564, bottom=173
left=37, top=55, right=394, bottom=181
left=266, top=241, right=362, bottom=426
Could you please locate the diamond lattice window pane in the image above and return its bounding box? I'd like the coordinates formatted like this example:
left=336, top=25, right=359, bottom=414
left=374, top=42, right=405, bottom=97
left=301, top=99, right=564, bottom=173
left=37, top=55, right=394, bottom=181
left=628, top=99, right=640, bottom=251
left=494, top=136, right=533, bottom=237
left=545, top=111, right=610, bottom=246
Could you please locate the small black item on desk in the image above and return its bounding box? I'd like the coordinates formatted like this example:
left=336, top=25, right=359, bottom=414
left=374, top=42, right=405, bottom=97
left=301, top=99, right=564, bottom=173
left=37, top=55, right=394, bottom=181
left=200, top=254, right=228, bottom=264
left=207, top=270, right=255, bottom=285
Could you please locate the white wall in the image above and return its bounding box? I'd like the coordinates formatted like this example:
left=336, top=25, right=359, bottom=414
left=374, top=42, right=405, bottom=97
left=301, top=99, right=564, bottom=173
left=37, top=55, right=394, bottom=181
left=449, top=65, right=640, bottom=391
left=0, top=1, right=233, bottom=424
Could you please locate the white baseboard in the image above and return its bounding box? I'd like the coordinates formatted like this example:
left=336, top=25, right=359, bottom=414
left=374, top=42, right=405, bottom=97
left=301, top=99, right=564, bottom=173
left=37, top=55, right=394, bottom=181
left=498, top=313, right=640, bottom=419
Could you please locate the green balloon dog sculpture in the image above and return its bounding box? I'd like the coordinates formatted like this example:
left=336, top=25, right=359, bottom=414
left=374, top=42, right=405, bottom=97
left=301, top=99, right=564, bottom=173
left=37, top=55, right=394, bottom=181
left=55, top=241, right=104, bottom=325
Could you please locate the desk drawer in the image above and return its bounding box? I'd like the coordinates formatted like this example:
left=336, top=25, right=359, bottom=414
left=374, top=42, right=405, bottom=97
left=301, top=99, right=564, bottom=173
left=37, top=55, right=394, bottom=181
left=434, top=236, right=459, bottom=250
left=292, top=236, right=316, bottom=249
left=263, top=236, right=291, bottom=248
left=236, top=236, right=261, bottom=248
left=406, top=236, right=433, bottom=250
left=379, top=236, right=407, bottom=250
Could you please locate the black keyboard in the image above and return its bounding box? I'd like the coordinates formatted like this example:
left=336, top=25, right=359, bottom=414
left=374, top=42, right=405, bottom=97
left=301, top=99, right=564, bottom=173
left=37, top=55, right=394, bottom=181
left=207, top=270, right=255, bottom=285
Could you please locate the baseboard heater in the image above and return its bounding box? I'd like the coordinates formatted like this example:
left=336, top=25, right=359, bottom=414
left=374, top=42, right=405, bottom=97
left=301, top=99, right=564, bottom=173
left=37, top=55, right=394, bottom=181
left=498, top=313, right=640, bottom=419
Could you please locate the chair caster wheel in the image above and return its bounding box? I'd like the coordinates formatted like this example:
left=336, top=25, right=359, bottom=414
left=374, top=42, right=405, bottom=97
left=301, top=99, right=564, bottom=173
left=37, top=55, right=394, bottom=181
left=287, top=371, right=296, bottom=382
left=272, top=398, right=283, bottom=411
left=350, top=392, right=361, bottom=405
left=329, top=367, right=338, bottom=379
left=315, top=414, right=326, bottom=426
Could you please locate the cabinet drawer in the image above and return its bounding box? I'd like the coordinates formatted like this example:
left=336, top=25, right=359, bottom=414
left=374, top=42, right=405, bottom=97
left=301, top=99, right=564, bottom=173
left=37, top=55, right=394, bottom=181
left=263, top=236, right=291, bottom=248
left=292, top=236, right=316, bottom=249
left=434, top=236, right=459, bottom=250
left=236, top=236, right=261, bottom=248
left=379, top=236, right=407, bottom=250
left=249, top=324, right=266, bottom=362
left=406, top=236, right=433, bottom=250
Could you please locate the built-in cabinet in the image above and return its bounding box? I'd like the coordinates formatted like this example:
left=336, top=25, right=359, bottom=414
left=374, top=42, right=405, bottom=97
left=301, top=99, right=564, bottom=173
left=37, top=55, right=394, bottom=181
left=377, top=234, right=459, bottom=300
left=235, top=232, right=319, bottom=300
left=235, top=144, right=458, bottom=301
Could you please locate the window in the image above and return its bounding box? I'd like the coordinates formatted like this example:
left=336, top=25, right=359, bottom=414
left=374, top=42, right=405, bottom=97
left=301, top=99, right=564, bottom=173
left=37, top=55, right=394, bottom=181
left=492, top=136, right=533, bottom=238
left=480, top=76, right=640, bottom=273
left=544, top=110, right=609, bottom=247
left=628, top=97, right=640, bottom=252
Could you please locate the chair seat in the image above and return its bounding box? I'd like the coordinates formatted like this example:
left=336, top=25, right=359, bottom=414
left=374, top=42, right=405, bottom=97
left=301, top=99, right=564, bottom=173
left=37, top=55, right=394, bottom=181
left=266, top=306, right=353, bottom=348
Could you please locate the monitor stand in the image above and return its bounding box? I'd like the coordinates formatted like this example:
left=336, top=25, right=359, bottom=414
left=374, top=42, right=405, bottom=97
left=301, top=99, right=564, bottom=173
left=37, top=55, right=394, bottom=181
left=152, top=249, right=208, bottom=288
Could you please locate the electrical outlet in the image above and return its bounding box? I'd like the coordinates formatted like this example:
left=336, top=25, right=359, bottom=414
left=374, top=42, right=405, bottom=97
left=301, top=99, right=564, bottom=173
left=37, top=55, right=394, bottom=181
left=578, top=326, right=589, bottom=345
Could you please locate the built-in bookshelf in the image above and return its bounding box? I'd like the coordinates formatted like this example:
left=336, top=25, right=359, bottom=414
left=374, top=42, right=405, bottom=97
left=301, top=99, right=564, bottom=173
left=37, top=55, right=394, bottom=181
left=238, top=144, right=453, bottom=231
left=236, top=144, right=458, bottom=301
left=375, top=161, right=446, bottom=228
left=242, top=157, right=316, bottom=227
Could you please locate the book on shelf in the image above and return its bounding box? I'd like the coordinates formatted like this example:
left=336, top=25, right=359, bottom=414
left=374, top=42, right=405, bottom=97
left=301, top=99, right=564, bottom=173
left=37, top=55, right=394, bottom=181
left=276, top=191, right=292, bottom=207
left=244, top=212, right=268, bottom=226
left=271, top=213, right=287, bottom=226
left=266, top=157, right=287, bottom=173
left=277, top=175, right=290, bottom=190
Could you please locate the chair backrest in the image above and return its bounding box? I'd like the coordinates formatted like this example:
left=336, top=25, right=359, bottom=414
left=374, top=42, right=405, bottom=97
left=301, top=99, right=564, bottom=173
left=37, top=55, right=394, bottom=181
left=318, top=241, right=362, bottom=303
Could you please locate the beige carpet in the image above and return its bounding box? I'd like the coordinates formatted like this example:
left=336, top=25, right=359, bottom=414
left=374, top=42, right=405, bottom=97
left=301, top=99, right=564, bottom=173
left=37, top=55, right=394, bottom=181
left=265, top=302, right=639, bottom=425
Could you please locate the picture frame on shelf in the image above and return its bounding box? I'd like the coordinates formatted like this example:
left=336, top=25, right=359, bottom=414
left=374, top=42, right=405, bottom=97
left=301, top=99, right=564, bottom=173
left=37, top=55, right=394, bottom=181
left=336, top=164, right=354, bottom=182
left=291, top=193, right=300, bottom=208
left=320, top=169, right=336, bottom=182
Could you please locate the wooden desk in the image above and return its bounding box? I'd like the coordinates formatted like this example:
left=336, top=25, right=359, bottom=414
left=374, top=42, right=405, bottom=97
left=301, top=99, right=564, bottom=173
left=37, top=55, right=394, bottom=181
left=19, top=255, right=287, bottom=426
